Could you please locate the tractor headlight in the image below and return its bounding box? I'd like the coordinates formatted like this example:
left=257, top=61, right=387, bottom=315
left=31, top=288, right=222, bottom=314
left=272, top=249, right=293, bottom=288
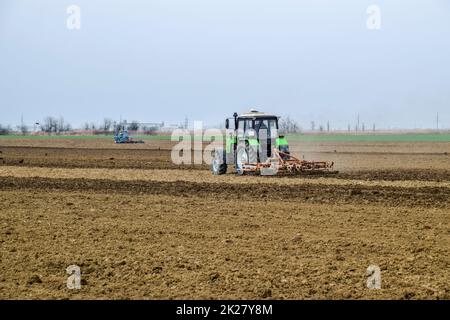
left=248, top=130, right=255, bottom=137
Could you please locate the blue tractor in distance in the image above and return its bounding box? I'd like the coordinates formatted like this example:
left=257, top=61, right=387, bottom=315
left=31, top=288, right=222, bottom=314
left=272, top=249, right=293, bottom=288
left=114, top=124, right=144, bottom=144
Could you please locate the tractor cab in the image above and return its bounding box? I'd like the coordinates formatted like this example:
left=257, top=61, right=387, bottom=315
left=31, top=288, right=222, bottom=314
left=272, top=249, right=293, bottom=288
left=229, top=109, right=288, bottom=158
left=212, top=109, right=290, bottom=175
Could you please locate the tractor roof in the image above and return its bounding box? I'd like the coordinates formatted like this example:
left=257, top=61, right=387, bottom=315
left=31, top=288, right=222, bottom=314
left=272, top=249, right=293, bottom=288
left=238, top=109, right=278, bottom=119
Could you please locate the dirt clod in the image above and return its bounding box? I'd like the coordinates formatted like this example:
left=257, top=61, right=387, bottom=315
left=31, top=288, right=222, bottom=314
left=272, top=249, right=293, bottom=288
left=152, top=266, right=163, bottom=274
left=209, top=272, right=220, bottom=282
left=260, top=289, right=272, bottom=298
left=291, top=233, right=302, bottom=243
left=349, top=189, right=362, bottom=196
left=27, top=275, right=42, bottom=285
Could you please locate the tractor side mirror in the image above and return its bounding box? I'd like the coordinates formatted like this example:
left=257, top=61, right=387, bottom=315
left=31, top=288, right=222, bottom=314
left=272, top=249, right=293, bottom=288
left=225, top=119, right=229, bottom=129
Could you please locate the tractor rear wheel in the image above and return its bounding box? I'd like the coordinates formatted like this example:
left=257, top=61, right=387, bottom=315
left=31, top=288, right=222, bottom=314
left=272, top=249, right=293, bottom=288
left=211, top=149, right=227, bottom=175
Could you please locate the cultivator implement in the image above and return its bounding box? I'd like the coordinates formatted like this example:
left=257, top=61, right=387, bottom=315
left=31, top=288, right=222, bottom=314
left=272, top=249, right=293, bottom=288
left=241, top=148, right=336, bottom=176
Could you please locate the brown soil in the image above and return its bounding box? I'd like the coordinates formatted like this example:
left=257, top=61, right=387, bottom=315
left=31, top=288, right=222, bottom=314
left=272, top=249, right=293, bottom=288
left=0, top=139, right=449, bottom=299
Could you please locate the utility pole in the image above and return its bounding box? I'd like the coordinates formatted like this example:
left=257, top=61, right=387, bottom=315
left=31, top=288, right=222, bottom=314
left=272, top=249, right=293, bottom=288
left=327, top=121, right=330, bottom=132
left=436, top=112, right=439, bottom=131
left=373, top=123, right=376, bottom=132
left=356, top=114, right=360, bottom=132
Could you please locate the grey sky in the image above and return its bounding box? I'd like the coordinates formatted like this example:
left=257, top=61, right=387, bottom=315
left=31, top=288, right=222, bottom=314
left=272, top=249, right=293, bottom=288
left=1, top=0, right=449, bottom=129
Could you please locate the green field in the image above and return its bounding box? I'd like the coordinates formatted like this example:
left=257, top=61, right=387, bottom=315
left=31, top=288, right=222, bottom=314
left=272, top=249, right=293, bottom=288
left=0, top=133, right=449, bottom=142
left=285, top=133, right=450, bottom=142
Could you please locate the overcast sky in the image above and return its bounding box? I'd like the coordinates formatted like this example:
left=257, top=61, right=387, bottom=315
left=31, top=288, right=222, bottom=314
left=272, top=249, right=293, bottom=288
left=1, top=0, right=449, bottom=129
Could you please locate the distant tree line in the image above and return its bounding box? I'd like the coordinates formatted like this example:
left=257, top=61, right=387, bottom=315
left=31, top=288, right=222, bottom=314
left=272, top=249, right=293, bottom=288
left=0, top=124, right=11, bottom=135
left=0, top=123, right=29, bottom=135
left=279, top=116, right=301, bottom=133
left=39, top=117, right=72, bottom=134
left=82, top=118, right=114, bottom=135
left=82, top=119, right=160, bottom=135
left=2, top=115, right=383, bottom=136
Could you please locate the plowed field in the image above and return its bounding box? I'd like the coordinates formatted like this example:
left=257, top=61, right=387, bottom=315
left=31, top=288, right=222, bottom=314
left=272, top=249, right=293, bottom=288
left=0, top=138, right=449, bottom=299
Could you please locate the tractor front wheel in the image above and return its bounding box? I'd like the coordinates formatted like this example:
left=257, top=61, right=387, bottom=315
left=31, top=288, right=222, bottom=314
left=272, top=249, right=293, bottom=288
left=235, top=146, right=249, bottom=175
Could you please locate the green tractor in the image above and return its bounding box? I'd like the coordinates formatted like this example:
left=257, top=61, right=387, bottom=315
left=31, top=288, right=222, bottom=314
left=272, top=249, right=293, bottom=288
left=211, top=109, right=335, bottom=176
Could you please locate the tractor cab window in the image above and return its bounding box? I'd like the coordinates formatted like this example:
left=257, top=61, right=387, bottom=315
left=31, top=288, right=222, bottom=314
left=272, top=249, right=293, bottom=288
left=255, top=119, right=275, bottom=133
left=245, top=119, right=256, bottom=138
left=268, top=119, right=277, bottom=138
left=255, top=119, right=277, bottom=139
left=269, top=119, right=277, bottom=130
left=245, top=120, right=253, bottom=130
left=237, top=119, right=245, bottom=138
left=255, top=119, right=267, bottom=130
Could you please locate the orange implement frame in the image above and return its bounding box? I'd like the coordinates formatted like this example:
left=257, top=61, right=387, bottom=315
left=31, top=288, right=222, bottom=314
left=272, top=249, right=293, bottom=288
left=240, top=148, right=336, bottom=175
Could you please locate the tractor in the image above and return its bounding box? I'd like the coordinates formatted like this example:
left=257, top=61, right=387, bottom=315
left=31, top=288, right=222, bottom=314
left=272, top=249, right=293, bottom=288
left=113, top=124, right=145, bottom=144
left=211, top=109, right=335, bottom=175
